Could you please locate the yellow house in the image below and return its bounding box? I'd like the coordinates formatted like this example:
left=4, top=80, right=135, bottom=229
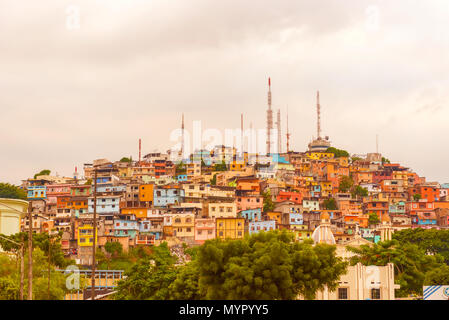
left=117, top=167, right=133, bottom=178
left=306, top=151, right=335, bottom=160
left=139, top=184, right=154, bottom=203
left=216, top=217, right=245, bottom=239
left=230, top=161, right=245, bottom=171
left=0, top=198, right=28, bottom=236
left=208, top=202, right=237, bottom=219
left=78, top=225, right=97, bottom=247
left=338, top=157, right=349, bottom=167
left=172, top=213, right=195, bottom=239
left=321, top=181, right=333, bottom=195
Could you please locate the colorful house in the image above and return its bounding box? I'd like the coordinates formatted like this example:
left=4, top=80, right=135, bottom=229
left=27, top=186, right=47, bottom=200
left=247, top=220, right=276, bottom=235
left=216, top=217, right=245, bottom=239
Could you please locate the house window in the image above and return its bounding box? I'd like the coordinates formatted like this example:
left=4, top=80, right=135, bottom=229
left=338, top=288, right=348, bottom=300
left=371, top=288, right=381, bottom=300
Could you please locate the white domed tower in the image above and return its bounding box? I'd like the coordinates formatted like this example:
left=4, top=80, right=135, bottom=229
left=379, top=213, right=393, bottom=242
left=312, top=211, right=336, bottom=245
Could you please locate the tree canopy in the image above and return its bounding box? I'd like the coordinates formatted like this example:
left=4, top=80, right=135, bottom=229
left=347, top=240, right=446, bottom=297
left=351, top=185, right=368, bottom=198
left=323, top=198, right=337, bottom=210
left=338, top=176, right=354, bottom=192
left=0, top=247, right=75, bottom=300
left=119, top=157, right=132, bottom=163
left=0, top=183, right=27, bottom=200
left=262, top=189, right=275, bottom=213
left=326, top=147, right=349, bottom=158
left=392, top=228, right=449, bottom=265
left=34, top=169, right=51, bottom=179
left=197, top=231, right=347, bottom=300
left=113, top=243, right=177, bottom=300
left=213, top=160, right=228, bottom=172
left=368, top=212, right=380, bottom=225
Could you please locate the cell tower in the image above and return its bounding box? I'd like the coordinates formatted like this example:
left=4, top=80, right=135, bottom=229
left=266, top=77, right=273, bottom=155
left=317, top=91, right=321, bottom=139
left=276, top=109, right=281, bottom=153
left=181, top=113, right=185, bottom=157
left=241, top=113, right=244, bottom=156
left=286, top=107, right=290, bottom=153
left=139, top=138, right=141, bottom=164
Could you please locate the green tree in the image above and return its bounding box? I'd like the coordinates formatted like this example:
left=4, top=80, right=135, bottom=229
left=392, top=228, right=449, bottom=264
left=0, top=248, right=72, bottom=300
left=114, top=243, right=177, bottom=300
left=175, top=161, right=186, bottom=174
left=120, top=157, right=132, bottom=163
left=0, top=183, right=27, bottom=200
left=210, top=174, right=217, bottom=186
left=368, top=212, right=380, bottom=225
left=169, top=260, right=204, bottom=300
left=197, top=231, right=347, bottom=300
left=323, top=198, right=337, bottom=210
left=351, top=156, right=362, bottom=163
left=213, top=160, right=228, bottom=171
left=382, top=157, right=390, bottom=164
left=347, top=240, right=445, bottom=297
left=0, top=232, right=73, bottom=268
left=262, top=189, right=275, bottom=213
left=34, top=169, right=51, bottom=179
left=352, top=185, right=368, bottom=198
left=338, top=176, right=354, bottom=192
left=413, top=194, right=422, bottom=201
left=424, top=264, right=449, bottom=285
left=326, top=147, right=349, bottom=158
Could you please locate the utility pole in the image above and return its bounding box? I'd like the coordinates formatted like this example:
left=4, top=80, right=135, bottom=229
left=27, top=201, right=33, bottom=300
left=91, top=168, right=97, bottom=300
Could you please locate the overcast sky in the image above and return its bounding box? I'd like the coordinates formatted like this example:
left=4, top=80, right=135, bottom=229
left=1, top=0, right=448, bottom=185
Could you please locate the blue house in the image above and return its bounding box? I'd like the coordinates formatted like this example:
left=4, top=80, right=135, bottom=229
left=288, top=213, right=303, bottom=225
left=417, top=212, right=437, bottom=226
left=27, top=186, right=47, bottom=200
left=248, top=220, right=276, bottom=235
left=114, top=216, right=139, bottom=239
left=153, top=187, right=185, bottom=207
left=239, top=208, right=262, bottom=222
left=177, top=174, right=188, bottom=182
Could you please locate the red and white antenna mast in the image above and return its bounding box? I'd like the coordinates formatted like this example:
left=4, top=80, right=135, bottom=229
left=286, top=106, right=290, bottom=152
left=266, top=77, right=273, bottom=155
left=138, top=139, right=141, bottom=164
left=317, top=91, right=321, bottom=139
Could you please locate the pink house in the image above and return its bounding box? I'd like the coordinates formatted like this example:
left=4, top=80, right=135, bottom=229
left=236, top=195, right=263, bottom=212
left=194, top=218, right=215, bottom=244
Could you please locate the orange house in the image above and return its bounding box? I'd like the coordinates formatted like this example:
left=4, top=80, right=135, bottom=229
left=266, top=212, right=282, bottom=226
left=121, top=207, right=148, bottom=219
left=236, top=178, right=260, bottom=194
left=353, top=171, right=373, bottom=185
left=408, top=185, right=440, bottom=202
left=363, top=201, right=388, bottom=219
left=139, top=184, right=154, bottom=203
left=276, top=191, right=302, bottom=204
